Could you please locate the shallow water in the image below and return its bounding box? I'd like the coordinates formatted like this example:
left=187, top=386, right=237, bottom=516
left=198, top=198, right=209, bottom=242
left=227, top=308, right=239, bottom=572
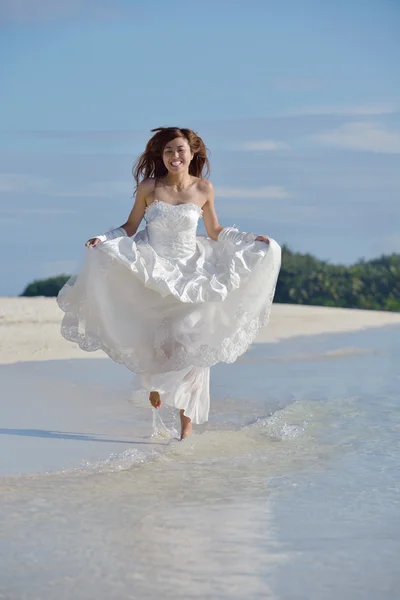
left=1, top=325, right=399, bottom=599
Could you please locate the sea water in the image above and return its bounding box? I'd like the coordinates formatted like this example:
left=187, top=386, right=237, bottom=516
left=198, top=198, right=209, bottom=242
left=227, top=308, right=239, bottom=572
left=0, top=325, right=399, bottom=599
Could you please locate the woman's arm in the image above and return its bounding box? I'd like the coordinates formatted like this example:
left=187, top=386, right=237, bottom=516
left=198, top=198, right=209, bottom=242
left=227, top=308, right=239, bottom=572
left=85, top=179, right=153, bottom=247
left=121, top=178, right=153, bottom=237
left=202, top=181, right=224, bottom=241
left=202, top=181, right=269, bottom=245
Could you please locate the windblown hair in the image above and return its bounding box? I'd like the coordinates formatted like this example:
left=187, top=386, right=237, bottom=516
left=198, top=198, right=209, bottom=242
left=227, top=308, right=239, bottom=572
left=132, top=127, right=210, bottom=192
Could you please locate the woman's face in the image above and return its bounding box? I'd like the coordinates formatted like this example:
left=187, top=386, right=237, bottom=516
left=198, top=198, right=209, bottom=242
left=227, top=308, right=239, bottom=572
left=162, top=137, right=193, bottom=175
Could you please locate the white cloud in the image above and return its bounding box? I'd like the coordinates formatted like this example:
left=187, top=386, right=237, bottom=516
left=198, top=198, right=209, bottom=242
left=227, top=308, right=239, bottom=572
left=0, top=174, right=130, bottom=198
left=215, top=186, right=290, bottom=199
left=237, top=140, right=290, bottom=151
left=286, top=104, right=398, bottom=117
left=0, top=208, right=78, bottom=220
left=54, top=180, right=130, bottom=198
left=313, top=121, right=400, bottom=153
left=0, top=174, right=53, bottom=194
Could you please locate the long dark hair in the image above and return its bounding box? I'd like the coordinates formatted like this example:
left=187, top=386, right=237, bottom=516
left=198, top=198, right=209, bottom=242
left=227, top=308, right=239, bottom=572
left=132, top=127, right=210, bottom=192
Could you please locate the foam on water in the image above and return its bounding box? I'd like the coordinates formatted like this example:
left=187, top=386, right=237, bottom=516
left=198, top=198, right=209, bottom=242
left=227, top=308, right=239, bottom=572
left=1, top=325, right=399, bottom=599
left=27, top=398, right=341, bottom=487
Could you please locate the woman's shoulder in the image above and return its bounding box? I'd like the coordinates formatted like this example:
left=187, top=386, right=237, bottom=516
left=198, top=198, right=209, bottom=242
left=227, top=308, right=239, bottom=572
left=138, top=177, right=157, bottom=191
left=195, top=178, right=214, bottom=205
left=194, top=177, right=213, bottom=194
left=136, top=178, right=156, bottom=207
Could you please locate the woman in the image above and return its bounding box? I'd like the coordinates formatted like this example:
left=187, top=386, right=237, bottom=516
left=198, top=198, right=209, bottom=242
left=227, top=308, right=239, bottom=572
left=57, top=127, right=281, bottom=440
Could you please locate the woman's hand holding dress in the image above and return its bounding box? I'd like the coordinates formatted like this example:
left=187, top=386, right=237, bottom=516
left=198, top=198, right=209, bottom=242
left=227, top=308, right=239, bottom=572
left=255, top=235, right=270, bottom=245
left=85, top=238, right=103, bottom=248
left=85, top=226, right=128, bottom=248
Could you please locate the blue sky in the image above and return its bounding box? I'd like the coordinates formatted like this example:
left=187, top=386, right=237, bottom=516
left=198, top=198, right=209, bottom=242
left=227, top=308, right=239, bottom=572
left=1, top=0, right=399, bottom=295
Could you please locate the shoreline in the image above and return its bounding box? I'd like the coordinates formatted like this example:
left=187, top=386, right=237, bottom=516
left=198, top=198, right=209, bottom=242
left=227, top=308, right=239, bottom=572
left=1, top=297, right=400, bottom=365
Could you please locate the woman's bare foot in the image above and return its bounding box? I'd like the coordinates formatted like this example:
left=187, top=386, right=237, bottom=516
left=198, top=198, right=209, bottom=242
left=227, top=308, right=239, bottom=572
left=149, top=391, right=162, bottom=409
left=180, top=409, right=192, bottom=440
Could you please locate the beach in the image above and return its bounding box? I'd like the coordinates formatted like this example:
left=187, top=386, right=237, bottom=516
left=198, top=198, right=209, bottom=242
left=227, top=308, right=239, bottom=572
left=1, top=298, right=399, bottom=599
left=1, top=296, right=400, bottom=364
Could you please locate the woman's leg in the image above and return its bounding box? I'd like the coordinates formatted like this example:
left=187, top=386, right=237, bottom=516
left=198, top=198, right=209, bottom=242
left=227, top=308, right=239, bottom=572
left=149, top=393, right=192, bottom=440
left=146, top=365, right=209, bottom=440
left=180, top=409, right=192, bottom=440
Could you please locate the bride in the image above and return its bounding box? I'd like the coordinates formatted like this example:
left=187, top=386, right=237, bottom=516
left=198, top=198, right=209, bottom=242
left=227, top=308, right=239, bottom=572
left=57, top=127, right=282, bottom=440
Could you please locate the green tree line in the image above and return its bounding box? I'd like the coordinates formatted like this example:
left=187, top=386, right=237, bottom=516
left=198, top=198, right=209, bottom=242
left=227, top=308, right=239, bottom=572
left=20, top=246, right=400, bottom=311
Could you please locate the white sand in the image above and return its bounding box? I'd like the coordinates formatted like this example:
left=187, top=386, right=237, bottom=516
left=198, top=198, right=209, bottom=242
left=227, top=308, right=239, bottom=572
left=1, top=297, right=400, bottom=365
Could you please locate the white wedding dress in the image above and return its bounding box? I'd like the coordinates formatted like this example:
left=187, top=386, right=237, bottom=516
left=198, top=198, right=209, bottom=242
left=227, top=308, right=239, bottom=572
left=57, top=200, right=281, bottom=424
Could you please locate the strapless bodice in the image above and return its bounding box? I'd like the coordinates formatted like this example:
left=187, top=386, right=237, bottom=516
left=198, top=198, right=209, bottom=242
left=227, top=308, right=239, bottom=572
left=144, top=200, right=203, bottom=260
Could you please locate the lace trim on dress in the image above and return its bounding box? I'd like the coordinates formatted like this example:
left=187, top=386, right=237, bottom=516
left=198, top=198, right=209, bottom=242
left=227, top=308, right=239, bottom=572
left=145, top=199, right=203, bottom=219
left=57, top=286, right=276, bottom=374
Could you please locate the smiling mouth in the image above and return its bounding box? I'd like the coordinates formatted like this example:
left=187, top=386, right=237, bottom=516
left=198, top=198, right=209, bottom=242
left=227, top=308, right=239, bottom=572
left=171, top=161, right=182, bottom=167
